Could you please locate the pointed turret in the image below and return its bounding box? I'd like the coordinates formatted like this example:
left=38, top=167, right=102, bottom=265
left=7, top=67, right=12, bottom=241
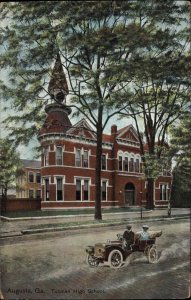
left=38, top=53, right=72, bottom=138
left=48, top=53, right=69, bottom=103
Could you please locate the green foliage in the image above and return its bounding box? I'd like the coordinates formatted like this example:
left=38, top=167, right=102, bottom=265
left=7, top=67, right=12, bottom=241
left=170, top=113, right=191, bottom=198
left=0, top=138, right=23, bottom=198
left=116, top=0, right=190, bottom=180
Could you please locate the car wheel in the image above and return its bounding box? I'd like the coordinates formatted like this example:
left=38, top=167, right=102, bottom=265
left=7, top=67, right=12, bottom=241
left=108, top=249, right=123, bottom=269
left=144, top=246, right=150, bottom=258
left=148, top=246, right=159, bottom=264
left=86, top=254, right=99, bottom=268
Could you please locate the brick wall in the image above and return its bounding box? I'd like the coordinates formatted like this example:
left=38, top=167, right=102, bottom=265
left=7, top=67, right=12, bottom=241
left=1, top=198, right=41, bottom=212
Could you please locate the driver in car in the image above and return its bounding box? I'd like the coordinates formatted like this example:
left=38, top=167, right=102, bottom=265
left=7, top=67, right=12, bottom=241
left=123, top=224, right=135, bottom=250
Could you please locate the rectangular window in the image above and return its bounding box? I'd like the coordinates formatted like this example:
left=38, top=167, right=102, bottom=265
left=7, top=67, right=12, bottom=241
left=102, top=181, right=107, bottom=201
left=101, top=154, right=106, bottom=170
left=28, top=172, right=34, bottom=183
left=36, top=189, right=41, bottom=199
left=84, top=180, right=89, bottom=201
left=75, top=149, right=81, bottom=167
left=118, top=156, right=123, bottom=171
left=135, top=159, right=139, bottom=173
left=56, top=146, right=63, bottom=165
left=83, top=150, right=89, bottom=168
left=44, top=147, right=49, bottom=166
left=140, top=162, right=143, bottom=173
left=36, top=173, right=41, bottom=183
left=129, top=158, right=134, bottom=172
left=76, top=179, right=81, bottom=200
left=29, top=189, right=34, bottom=198
left=57, top=178, right=63, bottom=201
left=160, top=184, right=168, bottom=200
left=45, top=178, right=49, bottom=201
left=163, top=185, right=167, bottom=200
left=124, top=157, right=128, bottom=172
left=160, top=185, right=162, bottom=200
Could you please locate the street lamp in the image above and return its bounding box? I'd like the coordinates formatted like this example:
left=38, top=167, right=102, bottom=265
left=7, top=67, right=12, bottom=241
left=140, top=191, right=143, bottom=219
left=167, top=175, right=173, bottom=218
left=139, top=176, right=145, bottom=220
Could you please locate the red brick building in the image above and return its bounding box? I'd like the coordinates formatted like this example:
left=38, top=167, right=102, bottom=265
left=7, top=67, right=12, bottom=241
left=38, top=54, right=171, bottom=210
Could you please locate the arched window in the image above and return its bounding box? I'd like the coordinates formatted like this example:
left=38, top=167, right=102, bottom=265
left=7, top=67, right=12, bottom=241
left=124, top=152, right=129, bottom=172
left=101, top=154, right=107, bottom=170
left=135, top=155, right=140, bottom=173
left=118, top=151, right=123, bottom=171
left=83, top=150, right=89, bottom=168
left=75, top=149, right=81, bottom=167
left=129, top=154, right=134, bottom=172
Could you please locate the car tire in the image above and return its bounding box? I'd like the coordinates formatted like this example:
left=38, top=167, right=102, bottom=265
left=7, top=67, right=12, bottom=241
left=108, top=249, right=123, bottom=269
left=148, top=246, right=159, bottom=264
left=86, top=254, right=99, bottom=268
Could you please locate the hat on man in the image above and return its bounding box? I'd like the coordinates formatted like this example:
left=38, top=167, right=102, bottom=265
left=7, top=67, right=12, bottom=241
left=126, top=224, right=132, bottom=229
left=142, top=225, right=149, bottom=229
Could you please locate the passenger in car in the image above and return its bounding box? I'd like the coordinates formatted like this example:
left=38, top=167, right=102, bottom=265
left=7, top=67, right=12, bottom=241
left=139, top=225, right=150, bottom=240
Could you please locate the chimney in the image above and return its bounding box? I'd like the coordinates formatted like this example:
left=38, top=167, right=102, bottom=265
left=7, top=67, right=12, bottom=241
left=111, top=125, right=117, bottom=134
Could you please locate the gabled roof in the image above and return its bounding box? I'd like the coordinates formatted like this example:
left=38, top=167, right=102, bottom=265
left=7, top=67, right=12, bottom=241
left=102, top=134, right=112, bottom=143
left=67, top=118, right=96, bottom=139
left=117, top=125, right=140, bottom=142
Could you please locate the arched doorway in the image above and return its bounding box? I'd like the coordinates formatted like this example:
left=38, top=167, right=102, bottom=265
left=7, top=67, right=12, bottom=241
left=124, top=182, right=135, bottom=206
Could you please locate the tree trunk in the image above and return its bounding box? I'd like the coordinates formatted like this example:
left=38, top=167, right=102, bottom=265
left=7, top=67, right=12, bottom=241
left=168, top=171, right=175, bottom=217
left=5, top=188, right=8, bottom=213
left=1, top=188, right=7, bottom=213
left=147, top=178, right=155, bottom=209
left=94, top=122, right=103, bottom=220
left=0, top=189, right=2, bottom=214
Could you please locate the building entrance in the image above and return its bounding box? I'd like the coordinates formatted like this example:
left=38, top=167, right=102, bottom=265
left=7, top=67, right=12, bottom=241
left=124, top=182, right=135, bottom=206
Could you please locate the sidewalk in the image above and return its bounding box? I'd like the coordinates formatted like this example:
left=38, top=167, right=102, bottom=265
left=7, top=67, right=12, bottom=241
left=0, top=208, right=190, bottom=238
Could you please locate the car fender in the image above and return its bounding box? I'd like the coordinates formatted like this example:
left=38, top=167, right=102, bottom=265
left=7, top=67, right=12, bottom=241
left=105, top=245, right=125, bottom=260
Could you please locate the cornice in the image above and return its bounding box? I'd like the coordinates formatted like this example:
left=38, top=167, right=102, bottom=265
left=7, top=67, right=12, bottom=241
left=38, top=132, right=113, bottom=149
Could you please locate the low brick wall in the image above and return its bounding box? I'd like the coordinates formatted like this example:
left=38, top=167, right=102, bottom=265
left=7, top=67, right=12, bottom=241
left=1, top=198, right=41, bottom=212
left=41, top=200, right=116, bottom=210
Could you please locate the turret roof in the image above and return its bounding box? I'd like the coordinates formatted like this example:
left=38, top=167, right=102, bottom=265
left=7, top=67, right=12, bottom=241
left=48, top=53, right=69, bottom=95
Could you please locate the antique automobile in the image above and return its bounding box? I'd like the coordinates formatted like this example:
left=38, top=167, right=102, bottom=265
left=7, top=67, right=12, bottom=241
left=85, top=230, right=162, bottom=269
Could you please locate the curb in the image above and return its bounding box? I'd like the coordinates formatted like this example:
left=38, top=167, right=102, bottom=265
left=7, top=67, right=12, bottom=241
left=0, top=232, right=23, bottom=238
left=0, top=210, right=152, bottom=222
left=20, top=215, right=189, bottom=236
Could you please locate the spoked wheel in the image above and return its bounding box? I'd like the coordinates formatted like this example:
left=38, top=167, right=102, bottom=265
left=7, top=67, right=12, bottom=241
left=86, top=254, right=99, bottom=268
left=148, top=246, right=159, bottom=264
left=144, top=246, right=150, bottom=257
left=108, top=249, right=123, bottom=269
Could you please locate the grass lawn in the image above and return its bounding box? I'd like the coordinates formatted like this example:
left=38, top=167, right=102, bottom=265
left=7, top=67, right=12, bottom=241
left=1, top=206, right=148, bottom=218
left=26, top=219, right=123, bottom=230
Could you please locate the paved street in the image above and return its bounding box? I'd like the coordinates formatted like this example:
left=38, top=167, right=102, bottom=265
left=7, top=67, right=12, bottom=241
left=0, top=218, right=190, bottom=299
